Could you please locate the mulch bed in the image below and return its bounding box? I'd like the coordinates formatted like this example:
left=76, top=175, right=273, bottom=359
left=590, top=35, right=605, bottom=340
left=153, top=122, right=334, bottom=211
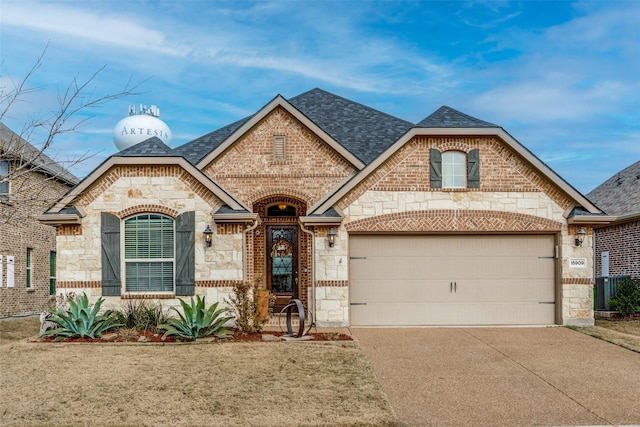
left=34, top=328, right=352, bottom=343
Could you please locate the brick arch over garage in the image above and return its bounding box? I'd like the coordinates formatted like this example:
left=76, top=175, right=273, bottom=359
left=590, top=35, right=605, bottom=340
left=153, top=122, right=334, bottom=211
left=345, top=210, right=563, bottom=233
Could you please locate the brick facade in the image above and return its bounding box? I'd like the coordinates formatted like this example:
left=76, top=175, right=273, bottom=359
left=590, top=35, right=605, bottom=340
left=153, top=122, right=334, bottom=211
left=47, top=99, right=599, bottom=326
left=594, top=219, right=640, bottom=278
left=1, top=168, right=73, bottom=317
left=202, top=107, right=357, bottom=208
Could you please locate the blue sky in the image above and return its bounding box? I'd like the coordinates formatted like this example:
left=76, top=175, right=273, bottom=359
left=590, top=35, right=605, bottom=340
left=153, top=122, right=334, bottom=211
left=1, top=0, right=639, bottom=194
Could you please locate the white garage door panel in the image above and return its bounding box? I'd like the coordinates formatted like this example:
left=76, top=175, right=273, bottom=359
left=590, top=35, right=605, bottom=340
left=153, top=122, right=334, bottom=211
left=350, top=235, right=556, bottom=326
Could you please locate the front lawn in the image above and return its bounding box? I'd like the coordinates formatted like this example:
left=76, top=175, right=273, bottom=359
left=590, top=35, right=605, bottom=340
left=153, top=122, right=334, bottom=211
left=569, top=318, right=640, bottom=354
left=0, top=318, right=397, bottom=427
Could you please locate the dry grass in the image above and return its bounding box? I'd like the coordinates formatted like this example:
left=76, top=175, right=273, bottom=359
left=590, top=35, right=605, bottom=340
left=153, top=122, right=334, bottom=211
left=570, top=318, right=640, bottom=354
left=0, top=318, right=397, bottom=427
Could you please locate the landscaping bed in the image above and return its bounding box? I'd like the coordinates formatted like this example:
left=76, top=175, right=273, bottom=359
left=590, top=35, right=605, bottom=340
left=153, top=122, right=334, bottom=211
left=31, top=327, right=352, bottom=343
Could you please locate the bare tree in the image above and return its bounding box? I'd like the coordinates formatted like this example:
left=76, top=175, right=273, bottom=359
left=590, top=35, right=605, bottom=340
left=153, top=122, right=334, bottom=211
left=0, top=45, right=144, bottom=225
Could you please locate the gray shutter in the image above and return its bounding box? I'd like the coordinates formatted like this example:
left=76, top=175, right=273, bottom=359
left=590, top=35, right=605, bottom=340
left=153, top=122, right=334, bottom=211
left=429, top=149, right=442, bottom=188
left=467, top=149, right=480, bottom=188
left=101, top=212, right=121, bottom=296
left=175, top=211, right=195, bottom=296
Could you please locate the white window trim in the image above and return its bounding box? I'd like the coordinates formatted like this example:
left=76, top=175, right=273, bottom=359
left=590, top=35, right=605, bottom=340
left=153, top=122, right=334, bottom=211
left=442, top=151, right=467, bottom=189
left=121, top=214, right=175, bottom=294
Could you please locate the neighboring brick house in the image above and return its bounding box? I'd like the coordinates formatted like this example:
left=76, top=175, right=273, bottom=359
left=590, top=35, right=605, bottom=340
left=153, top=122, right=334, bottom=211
left=0, top=123, right=79, bottom=317
left=39, top=89, right=610, bottom=326
left=587, top=160, right=640, bottom=281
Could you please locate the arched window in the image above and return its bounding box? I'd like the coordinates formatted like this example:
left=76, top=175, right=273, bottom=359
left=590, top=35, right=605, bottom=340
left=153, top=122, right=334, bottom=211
left=124, top=214, right=174, bottom=292
left=442, top=151, right=467, bottom=188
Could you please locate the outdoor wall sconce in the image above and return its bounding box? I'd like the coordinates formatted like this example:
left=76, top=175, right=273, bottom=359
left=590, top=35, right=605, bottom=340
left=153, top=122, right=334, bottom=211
left=327, top=227, right=337, bottom=248
left=203, top=225, right=213, bottom=247
left=575, top=226, right=587, bottom=247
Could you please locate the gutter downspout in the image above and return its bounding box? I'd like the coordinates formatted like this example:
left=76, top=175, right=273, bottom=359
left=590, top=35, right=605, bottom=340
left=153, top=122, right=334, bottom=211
left=299, top=221, right=316, bottom=327
left=242, top=217, right=261, bottom=285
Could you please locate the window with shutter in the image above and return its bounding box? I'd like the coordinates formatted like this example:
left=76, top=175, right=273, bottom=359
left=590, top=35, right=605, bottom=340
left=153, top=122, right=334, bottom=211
left=467, top=148, right=480, bottom=188
left=175, top=211, right=195, bottom=296
left=101, top=212, right=121, bottom=296
left=123, top=214, right=174, bottom=292
left=429, top=149, right=442, bottom=188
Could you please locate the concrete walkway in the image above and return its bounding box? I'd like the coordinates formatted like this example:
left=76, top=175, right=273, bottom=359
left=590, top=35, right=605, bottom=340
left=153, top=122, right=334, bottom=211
left=352, top=327, right=640, bottom=427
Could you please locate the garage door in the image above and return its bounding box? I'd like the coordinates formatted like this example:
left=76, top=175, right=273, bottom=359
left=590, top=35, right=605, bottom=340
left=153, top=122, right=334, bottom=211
left=349, top=235, right=556, bottom=326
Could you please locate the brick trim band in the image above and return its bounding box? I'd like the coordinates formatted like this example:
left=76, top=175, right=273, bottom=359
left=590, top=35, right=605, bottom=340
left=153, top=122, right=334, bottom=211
left=196, top=280, right=243, bottom=288
left=315, top=280, right=348, bottom=287
left=346, top=210, right=563, bottom=233
left=56, top=281, right=101, bottom=289
left=562, top=278, right=593, bottom=285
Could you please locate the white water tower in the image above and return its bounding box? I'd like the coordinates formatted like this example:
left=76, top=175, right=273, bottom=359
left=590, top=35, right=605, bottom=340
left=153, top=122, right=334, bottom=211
left=113, top=104, right=172, bottom=151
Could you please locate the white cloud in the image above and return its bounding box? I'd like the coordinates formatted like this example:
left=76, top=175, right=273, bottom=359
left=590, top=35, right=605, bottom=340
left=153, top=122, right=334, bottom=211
left=1, top=1, right=185, bottom=56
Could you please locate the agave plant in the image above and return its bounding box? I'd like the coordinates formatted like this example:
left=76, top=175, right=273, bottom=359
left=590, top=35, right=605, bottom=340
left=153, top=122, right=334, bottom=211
left=41, top=294, right=122, bottom=341
left=162, top=296, right=233, bottom=340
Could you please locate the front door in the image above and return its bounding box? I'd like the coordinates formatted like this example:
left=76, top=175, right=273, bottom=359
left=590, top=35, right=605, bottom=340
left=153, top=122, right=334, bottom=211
left=266, top=225, right=298, bottom=309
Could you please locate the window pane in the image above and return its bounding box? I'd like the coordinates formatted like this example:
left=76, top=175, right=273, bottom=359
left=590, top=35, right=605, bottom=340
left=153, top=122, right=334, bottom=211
left=124, top=214, right=174, bottom=292
left=442, top=151, right=467, bottom=188
left=126, top=262, right=173, bottom=292
left=0, top=161, right=9, bottom=197
left=50, top=251, right=56, bottom=295
left=26, top=248, right=32, bottom=288
left=125, top=214, right=174, bottom=259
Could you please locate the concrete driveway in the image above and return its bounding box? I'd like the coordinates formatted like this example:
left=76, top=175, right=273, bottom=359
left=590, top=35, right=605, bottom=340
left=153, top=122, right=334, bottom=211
left=352, top=327, right=640, bottom=427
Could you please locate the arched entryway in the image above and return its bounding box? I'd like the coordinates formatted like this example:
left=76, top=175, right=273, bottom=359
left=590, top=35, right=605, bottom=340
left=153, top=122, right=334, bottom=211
left=252, top=196, right=310, bottom=311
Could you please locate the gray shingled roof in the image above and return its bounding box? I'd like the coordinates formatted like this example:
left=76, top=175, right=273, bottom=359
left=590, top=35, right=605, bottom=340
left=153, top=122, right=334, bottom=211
left=0, top=122, right=79, bottom=185
left=116, top=137, right=173, bottom=156
left=288, top=88, right=414, bottom=164
left=587, top=160, right=640, bottom=216
left=171, top=90, right=502, bottom=168
left=172, top=117, right=252, bottom=164
left=417, top=106, right=498, bottom=128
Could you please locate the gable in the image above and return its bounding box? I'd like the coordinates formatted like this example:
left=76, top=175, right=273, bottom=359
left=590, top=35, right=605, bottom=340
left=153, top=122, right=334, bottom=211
left=312, top=127, right=602, bottom=216
left=333, top=135, right=573, bottom=212
left=39, top=156, right=247, bottom=225
left=201, top=107, right=358, bottom=207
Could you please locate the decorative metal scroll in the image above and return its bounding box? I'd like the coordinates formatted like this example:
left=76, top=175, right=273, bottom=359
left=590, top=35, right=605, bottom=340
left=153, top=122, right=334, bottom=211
left=279, top=299, right=306, bottom=338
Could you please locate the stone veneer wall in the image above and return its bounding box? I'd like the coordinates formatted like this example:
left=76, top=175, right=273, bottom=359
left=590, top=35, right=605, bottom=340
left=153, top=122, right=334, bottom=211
left=55, top=165, right=245, bottom=311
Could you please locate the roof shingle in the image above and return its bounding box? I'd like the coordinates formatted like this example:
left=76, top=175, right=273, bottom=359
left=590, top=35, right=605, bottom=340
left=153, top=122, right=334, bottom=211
left=417, top=106, right=497, bottom=128
left=587, top=161, right=640, bottom=216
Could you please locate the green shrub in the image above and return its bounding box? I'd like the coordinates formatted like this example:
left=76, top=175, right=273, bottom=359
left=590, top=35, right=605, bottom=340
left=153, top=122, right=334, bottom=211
left=608, top=277, right=640, bottom=318
left=161, top=296, right=233, bottom=340
left=42, top=294, right=122, bottom=341
left=112, top=300, right=170, bottom=333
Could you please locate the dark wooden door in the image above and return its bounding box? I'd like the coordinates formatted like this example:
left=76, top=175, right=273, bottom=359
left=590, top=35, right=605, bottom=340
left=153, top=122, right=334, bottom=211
left=266, top=225, right=298, bottom=308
